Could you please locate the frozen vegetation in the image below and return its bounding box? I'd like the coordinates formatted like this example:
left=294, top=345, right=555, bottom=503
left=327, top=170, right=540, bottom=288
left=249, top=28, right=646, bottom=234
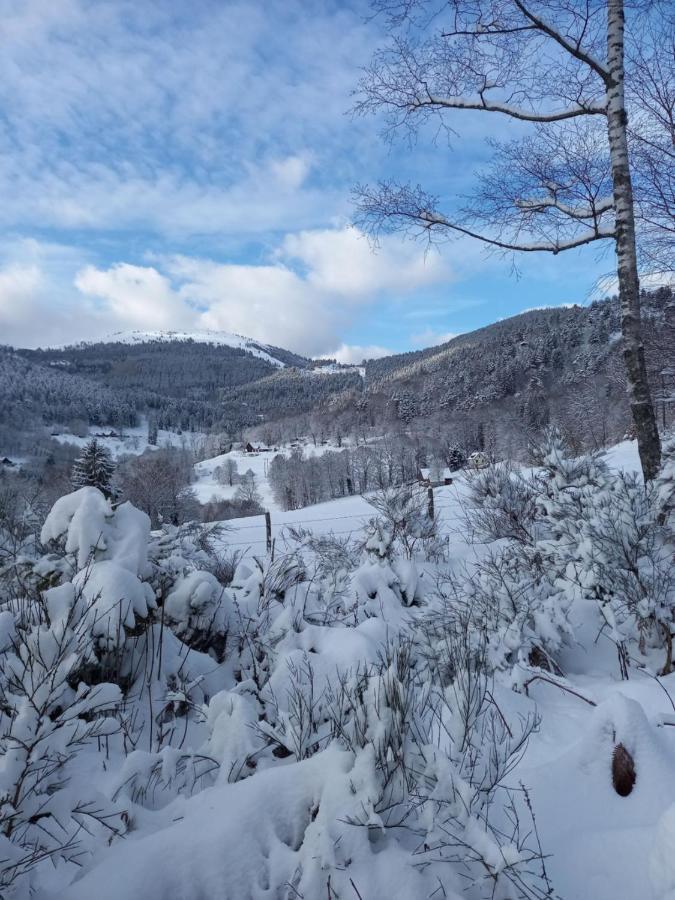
left=0, top=431, right=674, bottom=899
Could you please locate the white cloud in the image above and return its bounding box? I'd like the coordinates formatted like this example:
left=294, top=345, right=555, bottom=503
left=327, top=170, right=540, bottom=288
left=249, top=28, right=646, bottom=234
left=75, top=264, right=194, bottom=330
left=269, top=155, right=313, bottom=191
left=0, top=1, right=377, bottom=239
left=1, top=229, right=455, bottom=355
left=332, top=344, right=392, bottom=364
left=280, top=228, right=450, bottom=297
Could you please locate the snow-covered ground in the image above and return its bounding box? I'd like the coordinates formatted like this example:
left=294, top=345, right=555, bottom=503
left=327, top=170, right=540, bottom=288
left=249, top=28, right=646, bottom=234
left=198, top=439, right=644, bottom=556
left=193, top=441, right=349, bottom=510
left=52, top=423, right=205, bottom=459
left=193, top=448, right=279, bottom=508
left=7, top=436, right=675, bottom=900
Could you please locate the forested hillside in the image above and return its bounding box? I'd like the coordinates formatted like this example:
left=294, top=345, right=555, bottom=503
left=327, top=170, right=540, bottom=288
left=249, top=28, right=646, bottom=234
left=3, top=288, right=673, bottom=453
left=350, top=287, right=674, bottom=454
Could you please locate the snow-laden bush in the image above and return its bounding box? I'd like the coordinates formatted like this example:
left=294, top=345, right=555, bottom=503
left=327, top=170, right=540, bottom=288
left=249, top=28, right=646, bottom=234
left=163, top=569, right=231, bottom=658
left=367, top=483, right=445, bottom=560
left=457, top=435, right=590, bottom=675
left=2, top=477, right=563, bottom=897
left=464, top=460, right=540, bottom=545
left=322, top=634, right=552, bottom=900
left=532, top=426, right=611, bottom=530
left=0, top=487, right=243, bottom=891
left=465, top=545, right=573, bottom=675
left=573, top=471, right=675, bottom=675
left=0, top=577, right=127, bottom=896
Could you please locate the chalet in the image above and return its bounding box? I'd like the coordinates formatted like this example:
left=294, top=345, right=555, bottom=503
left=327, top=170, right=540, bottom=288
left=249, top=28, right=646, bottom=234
left=468, top=451, right=490, bottom=469
left=1, top=457, right=15, bottom=467
left=245, top=442, right=271, bottom=454
left=418, top=466, right=453, bottom=488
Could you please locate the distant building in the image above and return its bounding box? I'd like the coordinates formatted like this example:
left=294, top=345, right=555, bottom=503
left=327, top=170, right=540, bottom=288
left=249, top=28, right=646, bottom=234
left=245, top=442, right=271, bottom=454
left=418, top=466, right=453, bottom=487
left=468, top=451, right=490, bottom=470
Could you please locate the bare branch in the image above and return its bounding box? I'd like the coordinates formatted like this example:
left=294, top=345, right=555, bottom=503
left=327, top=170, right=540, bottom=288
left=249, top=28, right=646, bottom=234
left=411, top=92, right=605, bottom=122
left=514, top=196, right=614, bottom=220
left=513, top=0, right=610, bottom=83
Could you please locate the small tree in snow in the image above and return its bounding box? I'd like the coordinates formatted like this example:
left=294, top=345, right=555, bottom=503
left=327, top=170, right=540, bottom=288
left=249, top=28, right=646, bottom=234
left=71, top=439, right=115, bottom=497
left=367, top=484, right=440, bottom=559
left=147, top=417, right=159, bottom=446
left=235, top=469, right=262, bottom=509
left=447, top=445, right=466, bottom=471
left=218, top=458, right=239, bottom=487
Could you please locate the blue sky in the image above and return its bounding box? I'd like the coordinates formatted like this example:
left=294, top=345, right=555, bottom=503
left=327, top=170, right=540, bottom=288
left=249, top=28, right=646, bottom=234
left=0, top=0, right=615, bottom=359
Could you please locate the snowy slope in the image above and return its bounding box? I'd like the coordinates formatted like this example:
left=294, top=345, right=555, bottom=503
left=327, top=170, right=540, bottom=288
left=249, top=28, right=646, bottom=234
left=52, top=422, right=205, bottom=459
left=101, top=330, right=289, bottom=367
left=193, top=441, right=350, bottom=511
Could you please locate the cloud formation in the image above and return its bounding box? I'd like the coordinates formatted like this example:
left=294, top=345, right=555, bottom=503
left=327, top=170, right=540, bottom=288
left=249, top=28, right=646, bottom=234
left=0, top=1, right=616, bottom=356
left=0, top=229, right=452, bottom=356
left=0, top=1, right=376, bottom=240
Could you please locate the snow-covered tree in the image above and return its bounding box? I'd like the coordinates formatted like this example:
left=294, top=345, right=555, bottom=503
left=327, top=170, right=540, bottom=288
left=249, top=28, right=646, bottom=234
left=71, top=439, right=115, bottom=497
left=217, top=457, right=238, bottom=487
left=355, top=0, right=666, bottom=480
left=147, top=416, right=158, bottom=446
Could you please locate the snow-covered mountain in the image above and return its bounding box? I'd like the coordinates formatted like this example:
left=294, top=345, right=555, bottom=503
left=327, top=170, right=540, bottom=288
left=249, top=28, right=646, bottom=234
left=80, top=329, right=291, bottom=369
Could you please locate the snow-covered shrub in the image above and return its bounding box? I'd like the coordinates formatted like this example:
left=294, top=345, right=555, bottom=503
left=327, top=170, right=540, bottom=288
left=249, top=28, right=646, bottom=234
left=283, top=527, right=360, bottom=624
left=465, top=545, right=573, bottom=675
left=323, top=633, right=551, bottom=900
left=2, top=472, right=564, bottom=898
left=112, top=746, right=220, bottom=811
left=459, top=435, right=591, bottom=676
left=38, top=488, right=157, bottom=683
left=0, top=579, right=127, bottom=896
left=326, top=640, right=420, bottom=794
left=201, top=689, right=261, bottom=782
left=574, top=471, right=675, bottom=674
left=532, top=426, right=611, bottom=529
left=355, top=508, right=428, bottom=614
left=353, top=555, right=410, bottom=616
left=163, top=569, right=232, bottom=659
left=367, top=484, right=442, bottom=560
left=464, top=460, right=540, bottom=545
left=258, top=653, right=326, bottom=762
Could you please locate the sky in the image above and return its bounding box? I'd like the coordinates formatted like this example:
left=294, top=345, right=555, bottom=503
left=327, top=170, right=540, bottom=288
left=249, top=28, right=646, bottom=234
left=0, top=0, right=617, bottom=361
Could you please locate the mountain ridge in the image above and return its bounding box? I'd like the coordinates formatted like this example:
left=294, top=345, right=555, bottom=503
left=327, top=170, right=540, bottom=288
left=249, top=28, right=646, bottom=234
left=3, top=287, right=672, bottom=450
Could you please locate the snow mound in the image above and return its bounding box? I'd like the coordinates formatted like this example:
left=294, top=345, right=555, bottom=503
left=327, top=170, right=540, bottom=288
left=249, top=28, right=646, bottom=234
left=66, top=746, right=454, bottom=900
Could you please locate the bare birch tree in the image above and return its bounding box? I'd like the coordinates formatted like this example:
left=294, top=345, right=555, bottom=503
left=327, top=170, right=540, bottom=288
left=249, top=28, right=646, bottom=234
left=355, top=0, right=672, bottom=480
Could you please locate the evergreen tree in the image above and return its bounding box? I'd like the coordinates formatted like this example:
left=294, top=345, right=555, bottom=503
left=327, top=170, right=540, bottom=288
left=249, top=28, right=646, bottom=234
left=447, top=446, right=466, bottom=471
left=71, top=439, right=115, bottom=497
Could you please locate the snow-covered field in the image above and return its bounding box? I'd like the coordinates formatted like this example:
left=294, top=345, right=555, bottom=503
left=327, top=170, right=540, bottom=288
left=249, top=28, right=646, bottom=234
left=52, top=423, right=206, bottom=459
left=193, top=441, right=348, bottom=510
left=4, top=436, right=675, bottom=900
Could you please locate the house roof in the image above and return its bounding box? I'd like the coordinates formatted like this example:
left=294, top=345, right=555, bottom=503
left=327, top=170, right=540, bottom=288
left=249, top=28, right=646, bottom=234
left=420, top=466, right=453, bottom=480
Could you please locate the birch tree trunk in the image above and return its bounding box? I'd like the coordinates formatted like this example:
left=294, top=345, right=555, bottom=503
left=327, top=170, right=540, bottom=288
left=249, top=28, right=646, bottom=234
left=606, top=0, right=661, bottom=480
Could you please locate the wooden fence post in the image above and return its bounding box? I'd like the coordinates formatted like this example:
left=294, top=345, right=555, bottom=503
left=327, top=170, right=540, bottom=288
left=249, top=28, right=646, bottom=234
left=265, top=511, right=272, bottom=554
left=427, top=486, right=435, bottom=520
